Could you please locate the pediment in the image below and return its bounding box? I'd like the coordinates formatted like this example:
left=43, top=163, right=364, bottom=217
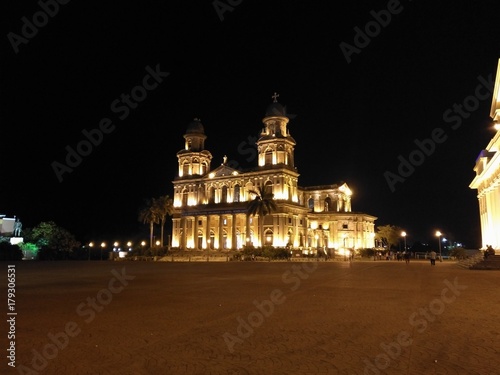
left=205, top=164, right=239, bottom=178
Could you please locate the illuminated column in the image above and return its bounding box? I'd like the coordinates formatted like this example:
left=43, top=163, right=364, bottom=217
left=492, top=185, right=500, bottom=248
left=486, top=190, right=494, bottom=247
left=171, top=218, right=180, bottom=247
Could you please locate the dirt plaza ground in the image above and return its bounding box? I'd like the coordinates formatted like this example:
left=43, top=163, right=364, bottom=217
left=2, top=259, right=500, bottom=375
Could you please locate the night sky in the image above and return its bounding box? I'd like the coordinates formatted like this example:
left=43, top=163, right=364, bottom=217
left=2, top=1, right=500, bottom=247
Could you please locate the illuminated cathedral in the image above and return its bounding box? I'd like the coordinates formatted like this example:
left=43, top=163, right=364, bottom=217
left=470, top=59, right=500, bottom=251
left=170, top=94, right=377, bottom=254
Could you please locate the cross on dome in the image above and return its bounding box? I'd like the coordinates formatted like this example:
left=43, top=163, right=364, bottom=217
left=272, top=92, right=279, bottom=103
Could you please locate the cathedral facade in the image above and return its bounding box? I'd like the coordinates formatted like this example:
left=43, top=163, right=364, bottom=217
left=171, top=96, right=377, bottom=254
left=470, top=59, right=500, bottom=251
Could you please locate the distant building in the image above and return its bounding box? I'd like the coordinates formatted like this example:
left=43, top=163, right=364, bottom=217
left=0, top=215, right=23, bottom=245
left=171, top=95, right=377, bottom=254
left=470, top=59, right=500, bottom=251
left=0, top=215, right=15, bottom=235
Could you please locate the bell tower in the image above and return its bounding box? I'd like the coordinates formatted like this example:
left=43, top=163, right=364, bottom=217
left=176, top=118, right=213, bottom=177
left=256, top=93, right=296, bottom=170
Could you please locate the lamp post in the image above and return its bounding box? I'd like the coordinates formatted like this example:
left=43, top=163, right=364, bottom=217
left=100, top=242, right=106, bottom=261
left=401, top=231, right=407, bottom=252
left=88, top=242, right=93, bottom=261
left=435, top=231, right=442, bottom=262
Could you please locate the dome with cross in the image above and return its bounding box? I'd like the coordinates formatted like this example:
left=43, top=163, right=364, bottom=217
left=265, top=92, right=287, bottom=117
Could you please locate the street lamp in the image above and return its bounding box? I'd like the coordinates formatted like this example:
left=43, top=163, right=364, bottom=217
left=435, top=231, right=442, bottom=262
left=88, top=242, right=94, bottom=261
left=401, top=231, right=406, bottom=251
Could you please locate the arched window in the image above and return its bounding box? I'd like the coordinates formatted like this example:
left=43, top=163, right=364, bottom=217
left=201, top=162, right=208, bottom=175
left=192, top=158, right=200, bottom=175
left=221, top=186, right=228, bottom=203
left=182, top=189, right=188, bottom=206
left=265, top=148, right=273, bottom=165
left=264, top=229, right=273, bottom=246
left=182, top=162, right=189, bottom=176
left=209, top=187, right=216, bottom=204
left=308, top=198, right=314, bottom=210
left=324, top=197, right=332, bottom=212
left=234, top=185, right=240, bottom=202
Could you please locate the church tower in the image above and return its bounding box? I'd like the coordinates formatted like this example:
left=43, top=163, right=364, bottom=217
left=176, top=118, right=213, bottom=177
left=257, top=93, right=296, bottom=170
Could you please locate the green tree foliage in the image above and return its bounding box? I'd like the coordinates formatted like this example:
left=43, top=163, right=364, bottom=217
left=153, top=195, right=174, bottom=247
left=138, top=199, right=160, bottom=248
left=18, top=242, right=38, bottom=259
left=375, top=224, right=404, bottom=251
left=28, top=221, right=80, bottom=260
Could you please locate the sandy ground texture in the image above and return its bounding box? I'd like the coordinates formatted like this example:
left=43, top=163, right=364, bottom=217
left=1, top=259, right=500, bottom=375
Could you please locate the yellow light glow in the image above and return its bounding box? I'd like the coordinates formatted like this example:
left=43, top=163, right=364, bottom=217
left=209, top=173, right=215, bottom=178
left=310, top=221, right=318, bottom=230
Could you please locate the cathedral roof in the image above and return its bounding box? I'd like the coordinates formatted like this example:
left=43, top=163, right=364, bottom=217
left=186, top=118, right=205, bottom=134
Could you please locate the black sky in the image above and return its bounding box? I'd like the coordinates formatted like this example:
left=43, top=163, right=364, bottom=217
left=2, top=1, right=500, bottom=247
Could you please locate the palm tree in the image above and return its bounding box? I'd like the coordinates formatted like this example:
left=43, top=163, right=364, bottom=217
left=153, top=195, right=174, bottom=247
left=138, top=200, right=160, bottom=249
left=246, top=185, right=277, bottom=247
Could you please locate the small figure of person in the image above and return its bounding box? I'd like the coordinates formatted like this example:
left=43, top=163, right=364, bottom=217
left=404, top=251, right=410, bottom=264
left=429, top=250, right=437, bottom=265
